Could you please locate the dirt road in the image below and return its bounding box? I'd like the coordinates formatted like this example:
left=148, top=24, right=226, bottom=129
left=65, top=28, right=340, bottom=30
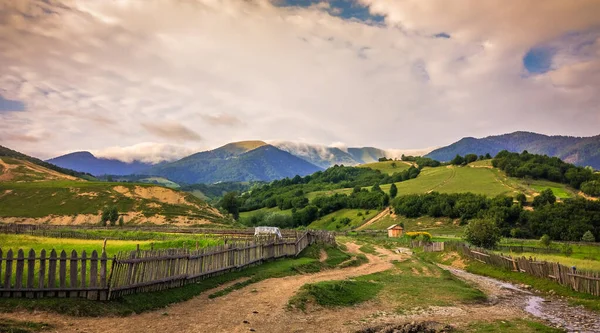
left=0, top=243, right=409, bottom=333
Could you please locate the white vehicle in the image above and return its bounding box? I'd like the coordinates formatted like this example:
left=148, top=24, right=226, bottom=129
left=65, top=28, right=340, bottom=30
left=254, top=226, right=282, bottom=239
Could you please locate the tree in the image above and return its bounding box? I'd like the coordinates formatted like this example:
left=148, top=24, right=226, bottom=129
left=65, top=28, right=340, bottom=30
left=118, top=216, right=124, bottom=227
left=539, top=234, right=552, bottom=248
left=485, top=153, right=492, bottom=159
left=464, top=219, right=501, bottom=248
left=371, top=183, right=383, bottom=193
left=464, top=154, right=478, bottom=164
left=101, top=208, right=110, bottom=226
left=220, top=192, right=240, bottom=220
left=451, top=154, right=465, bottom=165
left=109, top=207, right=119, bottom=226
left=581, top=230, right=596, bottom=242
left=581, top=181, right=600, bottom=197
left=391, top=162, right=397, bottom=168
left=515, top=193, right=527, bottom=206
left=389, top=183, right=398, bottom=199
left=533, top=189, right=556, bottom=207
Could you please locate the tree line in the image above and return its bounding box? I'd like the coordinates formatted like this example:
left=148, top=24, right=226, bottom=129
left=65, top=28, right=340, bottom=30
left=492, top=150, right=600, bottom=197
left=392, top=191, right=599, bottom=242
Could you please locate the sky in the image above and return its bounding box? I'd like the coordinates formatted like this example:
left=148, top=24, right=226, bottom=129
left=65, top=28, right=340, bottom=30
left=0, top=0, right=599, bottom=163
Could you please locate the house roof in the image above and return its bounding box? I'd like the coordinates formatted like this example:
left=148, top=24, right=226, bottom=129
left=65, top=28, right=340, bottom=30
left=387, top=224, right=403, bottom=230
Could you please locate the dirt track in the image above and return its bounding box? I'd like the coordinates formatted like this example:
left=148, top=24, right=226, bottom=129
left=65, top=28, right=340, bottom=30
left=0, top=243, right=410, bottom=333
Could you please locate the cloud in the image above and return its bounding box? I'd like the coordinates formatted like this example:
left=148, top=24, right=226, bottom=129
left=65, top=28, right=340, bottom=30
left=0, top=94, right=25, bottom=112
left=202, top=113, right=243, bottom=127
left=91, top=142, right=198, bottom=164
left=141, top=122, right=202, bottom=142
left=0, top=0, right=598, bottom=161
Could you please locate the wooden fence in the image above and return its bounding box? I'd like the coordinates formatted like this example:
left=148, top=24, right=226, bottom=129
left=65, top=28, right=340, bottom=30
left=0, top=230, right=334, bottom=300
left=0, top=249, right=109, bottom=300
left=423, top=242, right=445, bottom=252
left=493, top=245, right=561, bottom=254
left=453, top=243, right=600, bottom=297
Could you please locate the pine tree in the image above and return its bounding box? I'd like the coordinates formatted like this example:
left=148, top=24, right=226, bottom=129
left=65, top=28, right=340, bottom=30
left=582, top=230, right=596, bottom=242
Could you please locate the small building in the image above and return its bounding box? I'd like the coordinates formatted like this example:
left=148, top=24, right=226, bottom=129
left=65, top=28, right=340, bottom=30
left=387, top=224, right=404, bottom=238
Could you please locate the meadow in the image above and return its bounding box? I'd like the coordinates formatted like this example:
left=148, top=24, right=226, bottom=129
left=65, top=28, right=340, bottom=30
left=307, top=208, right=378, bottom=231
left=0, top=233, right=223, bottom=256
left=357, top=160, right=412, bottom=175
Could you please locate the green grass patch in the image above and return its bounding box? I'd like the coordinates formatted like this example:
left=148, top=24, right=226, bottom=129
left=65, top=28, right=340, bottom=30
left=324, top=246, right=352, bottom=267
left=289, top=280, right=383, bottom=311
left=339, top=253, right=369, bottom=268
left=307, top=209, right=379, bottom=231
left=0, top=319, right=51, bottom=333
left=359, top=243, right=378, bottom=255
left=360, top=259, right=486, bottom=313
left=359, top=161, right=411, bottom=175
left=462, top=319, right=564, bottom=333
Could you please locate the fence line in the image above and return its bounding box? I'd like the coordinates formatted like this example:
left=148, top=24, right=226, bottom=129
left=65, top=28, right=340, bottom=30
left=0, top=249, right=109, bottom=300
left=0, top=230, right=334, bottom=300
left=450, top=243, right=600, bottom=297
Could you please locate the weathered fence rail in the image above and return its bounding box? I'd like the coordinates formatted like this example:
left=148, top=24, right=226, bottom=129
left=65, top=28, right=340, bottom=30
left=0, top=230, right=334, bottom=300
left=493, top=245, right=561, bottom=254
left=423, top=242, right=445, bottom=252
left=453, top=243, right=600, bottom=297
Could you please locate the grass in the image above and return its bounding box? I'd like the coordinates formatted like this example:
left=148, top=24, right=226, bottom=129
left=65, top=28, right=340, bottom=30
left=307, top=209, right=379, bottom=231
left=288, top=280, right=383, bottom=311
left=499, top=238, right=600, bottom=261
left=358, top=243, right=378, bottom=255
left=0, top=319, right=51, bottom=333
left=530, top=181, right=574, bottom=199
left=363, top=215, right=465, bottom=236
left=461, top=319, right=564, bottom=333
left=0, top=234, right=223, bottom=257
left=359, top=161, right=411, bottom=175
left=492, top=252, right=600, bottom=272
left=239, top=206, right=293, bottom=219
left=0, top=180, right=224, bottom=223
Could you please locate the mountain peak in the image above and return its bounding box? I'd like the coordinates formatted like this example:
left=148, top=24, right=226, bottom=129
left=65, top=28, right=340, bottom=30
left=217, top=140, right=267, bottom=155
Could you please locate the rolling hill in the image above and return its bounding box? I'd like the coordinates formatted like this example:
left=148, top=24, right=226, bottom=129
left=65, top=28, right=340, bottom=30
left=426, top=131, right=600, bottom=169
left=0, top=147, right=231, bottom=226
left=145, top=142, right=323, bottom=184
left=47, top=151, right=154, bottom=176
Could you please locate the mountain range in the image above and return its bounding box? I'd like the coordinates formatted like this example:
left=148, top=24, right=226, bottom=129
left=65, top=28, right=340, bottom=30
left=426, top=131, right=600, bottom=168
left=43, top=131, right=600, bottom=184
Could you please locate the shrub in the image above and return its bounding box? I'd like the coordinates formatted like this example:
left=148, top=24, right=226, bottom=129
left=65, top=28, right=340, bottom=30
left=539, top=234, right=552, bottom=248
left=464, top=219, right=501, bottom=249
left=581, top=230, right=596, bottom=242
left=405, top=231, right=432, bottom=242
left=561, top=243, right=573, bottom=257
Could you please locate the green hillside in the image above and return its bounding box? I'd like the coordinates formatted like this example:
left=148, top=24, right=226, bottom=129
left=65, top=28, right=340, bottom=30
left=0, top=180, right=229, bottom=225
left=359, top=160, right=412, bottom=175
left=307, top=209, right=378, bottom=231
left=0, top=151, right=230, bottom=226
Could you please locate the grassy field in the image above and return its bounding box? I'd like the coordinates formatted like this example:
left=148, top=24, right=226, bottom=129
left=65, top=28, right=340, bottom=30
left=362, top=215, right=464, bottom=236
left=492, top=251, right=600, bottom=272
left=359, top=160, right=412, bottom=175
left=307, top=209, right=378, bottom=231
left=306, top=165, right=581, bottom=206
left=0, top=180, right=225, bottom=223
left=239, top=206, right=292, bottom=219
left=0, top=234, right=223, bottom=256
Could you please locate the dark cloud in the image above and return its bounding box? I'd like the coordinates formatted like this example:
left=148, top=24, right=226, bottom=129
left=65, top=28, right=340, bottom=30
left=0, top=95, right=25, bottom=112
left=141, top=122, right=202, bottom=142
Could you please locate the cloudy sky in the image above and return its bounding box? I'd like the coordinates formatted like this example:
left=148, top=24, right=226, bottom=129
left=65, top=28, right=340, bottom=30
left=1, top=0, right=599, bottom=163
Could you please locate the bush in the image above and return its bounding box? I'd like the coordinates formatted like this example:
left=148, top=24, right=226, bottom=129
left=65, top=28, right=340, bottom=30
left=581, top=230, right=596, bottom=242
left=405, top=231, right=432, bottom=242
left=464, top=219, right=501, bottom=249
left=561, top=243, right=573, bottom=257
left=539, top=234, right=552, bottom=248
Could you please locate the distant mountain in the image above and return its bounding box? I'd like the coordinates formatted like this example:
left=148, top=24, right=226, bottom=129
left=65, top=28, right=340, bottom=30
left=145, top=141, right=323, bottom=184
left=0, top=145, right=92, bottom=180
left=272, top=142, right=359, bottom=168
left=47, top=151, right=153, bottom=176
left=426, top=131, right=600, bottom=169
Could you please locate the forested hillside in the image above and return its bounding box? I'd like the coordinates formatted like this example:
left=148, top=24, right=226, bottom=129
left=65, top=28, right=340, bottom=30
left=426, top=131, right=600, bottom=169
